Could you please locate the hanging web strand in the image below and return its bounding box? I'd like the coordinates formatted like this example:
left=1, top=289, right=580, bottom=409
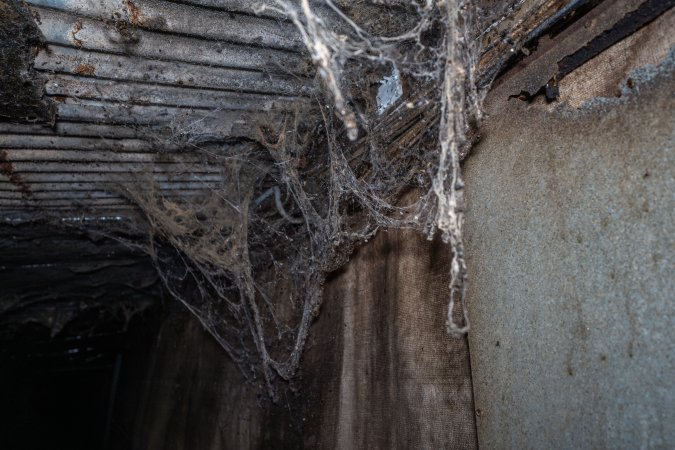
left=120, top=0, right=484, bottom=399
left=433, top=0, right=474, bottom=336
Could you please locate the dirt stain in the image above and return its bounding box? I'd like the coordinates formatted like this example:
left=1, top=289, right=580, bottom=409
left=0, top=150, right=31, bottom=198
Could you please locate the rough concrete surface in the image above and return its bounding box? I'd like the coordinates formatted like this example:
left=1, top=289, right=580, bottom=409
left=302, top=229, right=477, bottom=450
left=464, top=47, right=674, bottom=449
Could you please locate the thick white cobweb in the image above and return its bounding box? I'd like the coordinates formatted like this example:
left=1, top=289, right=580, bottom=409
left=124, top=0, right=483, bottom=399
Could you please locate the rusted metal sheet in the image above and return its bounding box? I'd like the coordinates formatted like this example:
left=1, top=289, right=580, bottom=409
left=27, top=0, right=304, bottom=50
left=0, top=0, right=314, bottom=219
left=170, top=0, right=334, bottom=21
left=44, top=75, right=308, bottom=110
left=34, top=45, right=312, bottom=96
left=32, top=7, right=308, bottom=73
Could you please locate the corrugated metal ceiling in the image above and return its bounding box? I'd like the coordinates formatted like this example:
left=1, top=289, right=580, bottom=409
left=0, top=0, right=606, bottom=220
left=1, top=0, right=317, bottom=219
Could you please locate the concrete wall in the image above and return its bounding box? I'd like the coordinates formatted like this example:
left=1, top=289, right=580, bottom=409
left=464, top=44, right=674, bottom=450
left=113, top=230, right=478, bottom=449
left=301, top=229, right=476, bottom=449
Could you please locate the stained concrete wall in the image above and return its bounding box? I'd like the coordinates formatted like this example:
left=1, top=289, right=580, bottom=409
left=464, top=46, right=674, bottom=450
left=112, top=229, right=478, bottom=449
left=301, top=229, right=476, bottom=449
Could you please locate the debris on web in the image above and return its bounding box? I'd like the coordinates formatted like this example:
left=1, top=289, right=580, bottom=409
left=122, top=0, right=484, bottom=399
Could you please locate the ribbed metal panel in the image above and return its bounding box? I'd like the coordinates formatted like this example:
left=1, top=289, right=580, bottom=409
left=1, top=0, right=314, bottom=219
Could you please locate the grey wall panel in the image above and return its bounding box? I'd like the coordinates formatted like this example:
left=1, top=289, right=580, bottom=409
left=464, top=49, right=674, bottom=450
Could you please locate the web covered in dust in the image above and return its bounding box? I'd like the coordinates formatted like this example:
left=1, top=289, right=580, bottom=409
left=124, top=0, right=483, bottom=398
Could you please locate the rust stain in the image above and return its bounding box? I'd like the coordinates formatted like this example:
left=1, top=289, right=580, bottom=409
left=74, top=63, right=95, bottom=76
left=71, top=19, right=83, bottom=48
left=123, top=0, right=145, bottom=26
left=0, top=150, right=32, bottom=198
